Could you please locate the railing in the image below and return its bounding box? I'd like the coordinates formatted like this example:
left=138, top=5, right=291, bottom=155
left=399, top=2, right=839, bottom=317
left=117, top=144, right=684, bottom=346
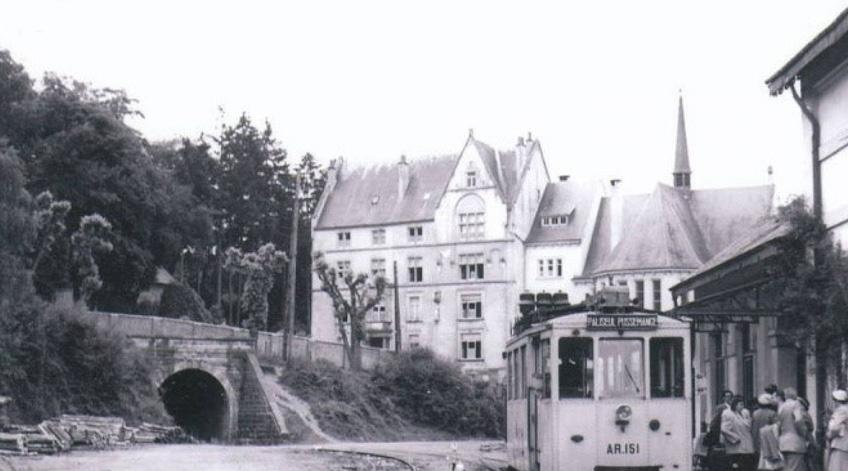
left=88, top=311, right=394, bottom=370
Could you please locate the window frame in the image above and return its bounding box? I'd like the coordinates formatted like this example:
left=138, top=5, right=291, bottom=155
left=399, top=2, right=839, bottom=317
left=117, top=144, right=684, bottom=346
left=371, top=228, right=386, bottom=245
left=407, top=256, right=423, bottom=283
left=337, top=231, right=351, bottom=247
left=652, top=279, right=662, bottom=311
left=558, top=337, right=594, bottom=399
left=460, top=293, right=483, bottom=319
left=370, top=258, right=386, bottom=278
left=460, top=333, right=483, bottom=361
left=649, top=337, right=685, bottom=398
left=597, top=337, right=645, bottom=400
left=408, top=225, right=423, bottom=242
left=459, top=253, right=485, bottom=280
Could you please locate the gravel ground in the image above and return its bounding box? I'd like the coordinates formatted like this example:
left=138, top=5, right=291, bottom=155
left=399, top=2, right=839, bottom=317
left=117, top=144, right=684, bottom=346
left=0, top=441, right=506, bottom=471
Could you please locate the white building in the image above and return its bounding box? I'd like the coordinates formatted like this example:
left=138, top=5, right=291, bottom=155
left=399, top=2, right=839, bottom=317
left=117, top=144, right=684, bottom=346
left=310, top=98, right=773, bottom=373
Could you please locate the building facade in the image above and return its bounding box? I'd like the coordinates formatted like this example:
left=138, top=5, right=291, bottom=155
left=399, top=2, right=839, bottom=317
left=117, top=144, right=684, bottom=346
left=311, top=99, right=773, bottom=373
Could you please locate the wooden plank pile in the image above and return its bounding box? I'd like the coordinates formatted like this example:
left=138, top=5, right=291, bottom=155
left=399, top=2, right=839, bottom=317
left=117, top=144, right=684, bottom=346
left=0, top=414, right=186, bottom=456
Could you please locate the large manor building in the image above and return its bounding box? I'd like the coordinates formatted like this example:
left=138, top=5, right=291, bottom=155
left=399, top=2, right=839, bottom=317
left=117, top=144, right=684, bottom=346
left=310, top=98, right=774, bottom=373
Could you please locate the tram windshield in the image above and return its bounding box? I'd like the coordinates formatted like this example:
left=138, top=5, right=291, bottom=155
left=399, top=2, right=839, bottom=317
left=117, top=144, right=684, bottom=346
left=558, top=338, right=593, bottom=398
left=597, top=339, right=644, bottom=399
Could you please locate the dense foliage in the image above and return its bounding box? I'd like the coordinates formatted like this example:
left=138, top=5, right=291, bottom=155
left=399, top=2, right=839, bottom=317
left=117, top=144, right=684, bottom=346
left=280, top=349, right=505, bottom=440
left=0, top=145, right=166, bottom=424
left=0, top=49, right=325, bottom=333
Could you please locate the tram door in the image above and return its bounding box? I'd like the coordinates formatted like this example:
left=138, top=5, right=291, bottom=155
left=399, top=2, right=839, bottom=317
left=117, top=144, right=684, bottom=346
left=527, top=389, right=540, bottom=471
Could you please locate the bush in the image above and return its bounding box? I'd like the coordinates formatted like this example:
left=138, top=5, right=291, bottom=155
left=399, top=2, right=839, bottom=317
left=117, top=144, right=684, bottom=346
left=372, top=348, right=505, bottom=438
left=158, top=282, right=216, bottom=323
left=0, top=298, right=168, bottom=425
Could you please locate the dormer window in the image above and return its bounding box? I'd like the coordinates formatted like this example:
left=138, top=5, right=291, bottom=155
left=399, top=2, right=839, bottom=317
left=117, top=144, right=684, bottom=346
left=466, top=170, right=477, bottom=188
left=541, top=215, right=570, bottom=227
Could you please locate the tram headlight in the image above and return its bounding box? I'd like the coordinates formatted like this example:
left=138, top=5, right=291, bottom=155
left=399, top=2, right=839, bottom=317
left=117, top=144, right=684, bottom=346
left=615, top=404, right=632, bottom=422
left=615, top=404, right=632, bottom=432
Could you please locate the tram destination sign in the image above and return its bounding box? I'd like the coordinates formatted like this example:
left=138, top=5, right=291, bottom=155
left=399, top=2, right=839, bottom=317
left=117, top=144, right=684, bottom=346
left=587, top=314, right=658, bottom=331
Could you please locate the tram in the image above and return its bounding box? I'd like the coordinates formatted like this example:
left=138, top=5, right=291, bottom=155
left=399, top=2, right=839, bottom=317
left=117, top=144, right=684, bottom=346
left=505, top=288, right=693, bottom=471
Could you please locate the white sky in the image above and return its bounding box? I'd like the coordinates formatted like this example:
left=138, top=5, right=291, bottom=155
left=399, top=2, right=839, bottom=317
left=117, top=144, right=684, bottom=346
left=2, top=0, right=846, bottom=200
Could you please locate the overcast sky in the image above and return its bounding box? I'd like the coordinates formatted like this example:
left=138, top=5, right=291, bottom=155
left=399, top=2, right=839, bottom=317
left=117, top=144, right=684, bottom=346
left=2, top=0, right=846, bottom=200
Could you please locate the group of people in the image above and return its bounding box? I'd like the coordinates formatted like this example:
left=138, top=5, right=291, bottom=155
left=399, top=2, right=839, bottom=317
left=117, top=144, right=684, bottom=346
left=697, top=385, right=848, bottom=471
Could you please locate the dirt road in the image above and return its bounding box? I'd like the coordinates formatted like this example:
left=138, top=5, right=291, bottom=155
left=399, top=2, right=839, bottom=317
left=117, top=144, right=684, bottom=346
left=0, top=440, right=506, bottom=471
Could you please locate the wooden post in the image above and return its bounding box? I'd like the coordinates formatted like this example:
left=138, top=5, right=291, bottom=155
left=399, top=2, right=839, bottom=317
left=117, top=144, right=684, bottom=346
left=285, top=174, right=301, bottom=361
left=393, top=261, right=401, bottom=352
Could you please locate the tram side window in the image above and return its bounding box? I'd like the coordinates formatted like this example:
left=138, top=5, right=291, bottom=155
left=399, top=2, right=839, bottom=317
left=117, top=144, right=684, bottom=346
left=650, top=338, right=684, bottom=398
left=558, top=338, right=593, bottom=399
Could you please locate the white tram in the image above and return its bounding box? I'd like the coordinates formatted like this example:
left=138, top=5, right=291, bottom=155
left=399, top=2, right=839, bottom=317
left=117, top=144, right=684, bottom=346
left=505, top=291, right=693, bottom=471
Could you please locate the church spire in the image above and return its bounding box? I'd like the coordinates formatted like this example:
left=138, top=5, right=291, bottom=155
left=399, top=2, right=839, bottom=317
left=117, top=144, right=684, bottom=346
left=673, top=92, right=691, bottom=189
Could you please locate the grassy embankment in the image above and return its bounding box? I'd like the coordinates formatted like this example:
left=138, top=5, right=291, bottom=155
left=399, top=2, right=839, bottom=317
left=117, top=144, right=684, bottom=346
left=278, top=348, right=504, bottom=442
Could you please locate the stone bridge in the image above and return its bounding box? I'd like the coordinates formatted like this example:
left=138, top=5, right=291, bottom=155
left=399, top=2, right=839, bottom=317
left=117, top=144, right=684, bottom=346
left=87, top=312, right=288, bottom=444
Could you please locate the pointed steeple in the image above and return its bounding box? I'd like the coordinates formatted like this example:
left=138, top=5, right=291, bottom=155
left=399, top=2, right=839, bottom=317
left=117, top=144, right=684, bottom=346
left=673, top=92, right=691, bottom=189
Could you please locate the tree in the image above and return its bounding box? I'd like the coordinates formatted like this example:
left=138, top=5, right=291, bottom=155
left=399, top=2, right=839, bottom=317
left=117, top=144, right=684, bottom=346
left=224, top=244, right=287, bottom=331
left=31, top=191, right=71, bottom=299
left=313, top=252, right=387, bottom=370
left=71, top=214, right=114, bottom=303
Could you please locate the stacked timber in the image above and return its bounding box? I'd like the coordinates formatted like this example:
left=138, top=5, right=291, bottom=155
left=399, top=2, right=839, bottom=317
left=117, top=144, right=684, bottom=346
left=0, top=433, right=26, bottom=455
left=137, top=422, right=188, bottom=443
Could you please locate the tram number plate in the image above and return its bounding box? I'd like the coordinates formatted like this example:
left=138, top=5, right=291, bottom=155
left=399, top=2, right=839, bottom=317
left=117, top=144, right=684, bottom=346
left=606, top=442, right=640, bottom=455
left=587, top=314, right=657, bottom=330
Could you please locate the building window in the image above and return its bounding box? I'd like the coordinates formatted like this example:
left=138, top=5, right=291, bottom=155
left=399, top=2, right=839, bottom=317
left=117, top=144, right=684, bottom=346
left=460, top=333, right=482, bottom=360
left=371, top=258, right=386, bottom=277
left=652, top=279, right=662, bottom=311
left=372, top=229, right=385, bottom=245
left=369, top=303, right=388, bottom=322
left=458, top=212, right=485, bottom=239
left=713, top=333, right=726, bottom=405
left=407, top=257, right=423, bottom=283
left=408, top=334, right=420, bottom=349
left=741, top=323, right=756, bottom=404
left=559, top=337, right=593, bottom=399
left=408, top=225, right=423, bottom=242
left=337, top=231, right=351, bottom=247
left=650, top=337, right=684, bottom=398
left=537, top=258, right=563, bottom=278
left=466, top=170, right=477, bottom=187
left=460, top=293, right=482, bottom=319
left=336, top=260, right=351, bottom=275
left=459, top=253, right=485, bottom=280
left=407, top=295, right=421, bottom=321
left=635, top=280, right=645, bottom=308
left=368, top=336, right=389, bottom=349
left=541, top=215, right=570, bottom=226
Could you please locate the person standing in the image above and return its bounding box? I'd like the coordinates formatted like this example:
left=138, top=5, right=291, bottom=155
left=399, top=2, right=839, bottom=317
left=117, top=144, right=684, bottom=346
left=752, top=393, right=778, bottom=467
left=778, top=387, right=809, bottom=471
left=723, top=395, right=756, bottom=471
left=827, top=389, right=848, bottom=471
left=708, top=390, right=735, bottom=471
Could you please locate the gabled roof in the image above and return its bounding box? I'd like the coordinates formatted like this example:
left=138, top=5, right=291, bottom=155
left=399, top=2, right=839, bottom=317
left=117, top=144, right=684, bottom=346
left=594, top=184, right=709, bottom=274
left=766, top=6, right=848, bottom=94
left=526, top=179, right=602, bottom=244
left=314, top=155, right=457, bottom=229
left=680, top=217, right=789, bottom=284
left=583, top=184, right=774, bottom=276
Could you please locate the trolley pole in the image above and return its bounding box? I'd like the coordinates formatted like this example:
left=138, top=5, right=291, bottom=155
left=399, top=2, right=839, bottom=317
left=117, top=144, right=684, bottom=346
left=285, top=174, right=301, bottom=361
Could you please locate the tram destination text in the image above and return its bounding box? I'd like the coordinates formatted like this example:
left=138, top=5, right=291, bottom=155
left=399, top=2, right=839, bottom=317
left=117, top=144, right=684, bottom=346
left=586, top=314, right=658, bottom=331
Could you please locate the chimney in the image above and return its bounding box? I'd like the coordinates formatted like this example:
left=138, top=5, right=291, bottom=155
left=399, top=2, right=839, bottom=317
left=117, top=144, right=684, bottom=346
left=559, top=175, right=570, bottom=182
left=398, top=155, right=410, bottom=198
left=516, top=136, right=526, bottom=179
left=609, top=179, right=624, bottom=249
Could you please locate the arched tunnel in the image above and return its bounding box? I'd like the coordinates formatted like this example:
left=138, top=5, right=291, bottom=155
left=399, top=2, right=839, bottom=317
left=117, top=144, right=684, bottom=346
left=160, top=369, right=229, bottom=442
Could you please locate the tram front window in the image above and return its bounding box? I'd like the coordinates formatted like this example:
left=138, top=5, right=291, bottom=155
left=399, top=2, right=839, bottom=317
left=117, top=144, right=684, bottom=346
left=650, top=337, right=684, bottom=398
left=597, top=339, right=644, bottom=399
left=558, top=338, right=593, bottom=398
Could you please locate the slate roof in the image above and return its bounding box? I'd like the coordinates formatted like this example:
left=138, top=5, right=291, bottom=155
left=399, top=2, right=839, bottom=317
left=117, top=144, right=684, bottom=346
left=674, top=96, right=691, bottom=174
left=526, top=179, right=602, bottom=244
left=471, top=138, right=521, bottom=203
left=314, top=155, right=457, bottom=229
left=583, top=183, right=774, bottom=276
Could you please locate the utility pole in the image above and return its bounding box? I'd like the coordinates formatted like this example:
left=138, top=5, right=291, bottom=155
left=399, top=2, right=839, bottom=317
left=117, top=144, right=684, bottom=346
left=393, top=261, right=401, bottom=352
left=285, top=174, right=301, bottom=361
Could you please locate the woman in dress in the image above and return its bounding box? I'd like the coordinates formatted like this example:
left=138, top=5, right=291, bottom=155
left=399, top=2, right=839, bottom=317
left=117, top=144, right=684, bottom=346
left=827, top=389, right=848, bottom=471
